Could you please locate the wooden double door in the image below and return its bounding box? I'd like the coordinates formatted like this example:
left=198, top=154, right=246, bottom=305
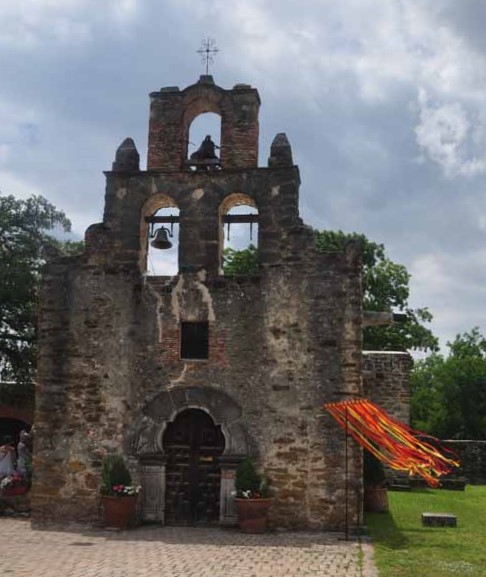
left=163, top=409, right=225, bottom=525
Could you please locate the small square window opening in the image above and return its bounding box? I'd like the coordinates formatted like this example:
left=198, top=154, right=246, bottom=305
left=180, top=322, right=209, bottom=360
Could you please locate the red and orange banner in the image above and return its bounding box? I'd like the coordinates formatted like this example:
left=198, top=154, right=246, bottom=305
left=324, top=399, right=460, bottom=487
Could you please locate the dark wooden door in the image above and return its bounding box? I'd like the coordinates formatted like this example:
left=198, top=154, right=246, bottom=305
left=163, top=409, right=225, bottom=525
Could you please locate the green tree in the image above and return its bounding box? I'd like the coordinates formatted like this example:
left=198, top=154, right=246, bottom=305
left=411, top=328, right=486, bottom=439
left=223, top=244, right=259, bottom=276
left=409, top=353, right=445, bottom=434
left=57, top=239, right=85, bottom=256
left=0, top=194, right=72, bottom=383
left=314, top=230, right=438, bottom=352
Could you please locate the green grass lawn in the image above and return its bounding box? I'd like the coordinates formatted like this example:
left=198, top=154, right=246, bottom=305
left=365, top=485, right=486, bottom=577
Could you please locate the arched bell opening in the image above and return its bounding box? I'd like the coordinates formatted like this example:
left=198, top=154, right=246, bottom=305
left=162, top=408, right=225, bottom=526
left=186, top=112, right=222, bottom=171
left=219, top=193, right=259, bottom=276
left=140, top=194, right=180, bottom=276
left=181, top=91, right=223, bottom=170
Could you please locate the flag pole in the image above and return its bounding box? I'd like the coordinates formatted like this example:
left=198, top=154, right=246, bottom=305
left=344, top=404, right=349, bottom=541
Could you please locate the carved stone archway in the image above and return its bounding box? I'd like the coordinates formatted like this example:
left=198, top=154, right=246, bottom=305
left=132, top=387, right=254, bottom=525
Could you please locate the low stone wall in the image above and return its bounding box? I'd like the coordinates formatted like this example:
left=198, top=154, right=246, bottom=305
left=442, top=440, right=486, bottom=485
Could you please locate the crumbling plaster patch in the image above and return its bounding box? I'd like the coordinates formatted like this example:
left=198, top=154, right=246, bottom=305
left=145, top=277, right=165, bottom=342
left=170, top=272, right=216, bottom=323
left=192, top=188, right=205, bottom=200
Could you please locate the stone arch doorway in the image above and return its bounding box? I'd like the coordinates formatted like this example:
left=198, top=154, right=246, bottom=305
left=163, top=409, right=225, bottom=525
left=133, top=386, right=254, bottom=526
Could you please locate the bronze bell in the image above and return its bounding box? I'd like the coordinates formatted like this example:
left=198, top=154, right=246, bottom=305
left=150, top=227, right=172, bottom=250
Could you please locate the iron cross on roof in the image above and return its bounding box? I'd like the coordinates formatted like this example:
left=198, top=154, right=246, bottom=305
left=197, top=37, right=219, bottom=75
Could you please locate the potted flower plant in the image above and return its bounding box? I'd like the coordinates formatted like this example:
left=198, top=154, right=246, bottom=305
left=100, top=455, right=141, bottom=529
left=363, top=450, right=388, bottom=513
left=233, top=458, right=272, bottom=533
left=0, top=472, right=28, bottom=497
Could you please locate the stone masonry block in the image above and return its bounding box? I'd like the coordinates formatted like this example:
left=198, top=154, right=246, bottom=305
left=422, top=513, right=457, bottom=527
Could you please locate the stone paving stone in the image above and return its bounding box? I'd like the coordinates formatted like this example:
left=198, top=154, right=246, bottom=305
left=0, top=519, right=376, bottom=577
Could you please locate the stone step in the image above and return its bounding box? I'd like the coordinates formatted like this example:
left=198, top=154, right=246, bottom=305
left=422, top=512, right=457, bottom=527
left=389, top=484, right=411, bottom=491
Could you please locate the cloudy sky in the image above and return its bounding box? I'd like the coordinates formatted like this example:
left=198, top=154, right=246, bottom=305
left=1, top=0, right=485, bottom=354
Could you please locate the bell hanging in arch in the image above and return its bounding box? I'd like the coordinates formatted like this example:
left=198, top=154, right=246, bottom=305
left=151, top=227, right=173, bottom=250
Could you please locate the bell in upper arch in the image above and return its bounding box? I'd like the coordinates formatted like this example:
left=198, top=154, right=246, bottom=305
left=150, top=227, right=173, bottom=250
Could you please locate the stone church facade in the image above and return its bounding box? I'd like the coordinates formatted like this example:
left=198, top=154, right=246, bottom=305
left=32, top=75, right=410, bottom=529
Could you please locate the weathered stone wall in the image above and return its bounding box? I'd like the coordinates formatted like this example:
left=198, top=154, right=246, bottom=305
left=362, top=351, right=413, bottom=425
left=442, top=441, right=486, bottom=485
left=33, top=257, right=138, bottom=523
left=132, top=247, right=362, bottom=529
left=362, top=351, right=413, bottom=483
left=98, top=166, right=305, bottom=278
left=33, top=217, right=362, bottom=529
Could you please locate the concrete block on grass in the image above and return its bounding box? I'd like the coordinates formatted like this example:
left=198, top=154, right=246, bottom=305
left=422, top=513, right=457, bottom=527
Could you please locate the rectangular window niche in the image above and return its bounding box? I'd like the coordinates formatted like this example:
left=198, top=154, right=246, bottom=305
left=180, top=322, right=209, bottom=360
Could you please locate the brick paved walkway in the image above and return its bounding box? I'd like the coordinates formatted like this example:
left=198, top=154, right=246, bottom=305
left=0, top=518, right=377, bottom=577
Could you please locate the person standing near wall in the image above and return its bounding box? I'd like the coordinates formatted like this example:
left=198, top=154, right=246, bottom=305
left=0, top=436, right=16, bottom=477
left=16, top=430, right=31, bottom=476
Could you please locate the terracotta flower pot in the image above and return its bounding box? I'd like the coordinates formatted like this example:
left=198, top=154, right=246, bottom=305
left=364, top=485, right=389, bottom=513
left=234, top=498, right=272, bottom=533
left=102, top=495, right=137, bottom=529
left=2, top=486, right=28, bottom=497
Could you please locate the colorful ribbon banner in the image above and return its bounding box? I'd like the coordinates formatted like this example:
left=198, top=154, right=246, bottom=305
left=324, top=399, right=460, bottom=487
